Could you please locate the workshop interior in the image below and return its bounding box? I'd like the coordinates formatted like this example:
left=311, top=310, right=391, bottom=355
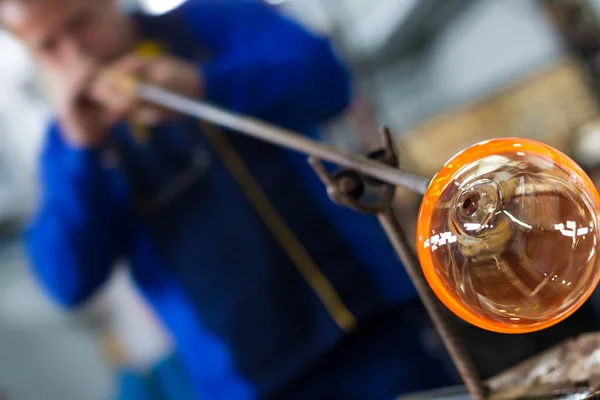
left=3, top=0, right=600, bottom=399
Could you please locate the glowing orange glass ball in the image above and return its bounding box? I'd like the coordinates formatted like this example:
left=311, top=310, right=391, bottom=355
left=417, top=138, right=600, bottom=334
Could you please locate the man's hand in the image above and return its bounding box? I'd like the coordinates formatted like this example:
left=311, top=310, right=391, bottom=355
left=52, top=59, right=115, bottom=149
left=90, top=53, right=204, bottom=127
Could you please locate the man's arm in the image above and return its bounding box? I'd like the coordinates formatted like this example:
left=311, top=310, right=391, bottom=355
left=25, top=123, right=129, bottom=307
left=178, top=0, right=352, bottom=128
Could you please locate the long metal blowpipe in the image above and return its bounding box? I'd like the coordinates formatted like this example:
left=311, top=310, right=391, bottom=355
left=134, top=82, right=431, bottom=195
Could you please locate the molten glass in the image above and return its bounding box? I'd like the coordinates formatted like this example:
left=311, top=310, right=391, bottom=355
left=417, top=138, right=600, bottom=334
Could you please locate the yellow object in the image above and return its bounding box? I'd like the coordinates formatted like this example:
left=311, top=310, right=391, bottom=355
left=122, top=40, right=357, bottom=332
left=136, top=41, right=164, bottom=59
left=201, top=123, right=357, bottom=332
left=127, top=41, right=166, bottom=143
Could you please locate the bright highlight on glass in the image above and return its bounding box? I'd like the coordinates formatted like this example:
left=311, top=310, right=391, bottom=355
left=417, top=138, right=600, bottom=334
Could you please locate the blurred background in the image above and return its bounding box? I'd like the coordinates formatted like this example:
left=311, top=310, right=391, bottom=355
left=3, top=0, right=600, bottom=398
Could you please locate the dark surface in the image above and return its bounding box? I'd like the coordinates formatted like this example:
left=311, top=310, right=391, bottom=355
left=270, top=301, right=458, bottom=400
left=398, top=385, right=472, bottom=400
left=451, top=301, right=600, bottom=380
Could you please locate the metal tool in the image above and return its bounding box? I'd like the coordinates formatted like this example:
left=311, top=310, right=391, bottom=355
left=134, top=82, right=431, bottom=194
left=126, top=79, right=485, bottom=398
left=128, top=81, right=600, bottom=400
left=310, top=127, right=488, bottom=400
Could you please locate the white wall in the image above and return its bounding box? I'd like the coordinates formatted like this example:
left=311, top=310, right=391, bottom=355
left=0, top=33, right=49, bottom=222
left=0, top=240, right=114, bottom=400
left=364, top=0, right=565, bottom=133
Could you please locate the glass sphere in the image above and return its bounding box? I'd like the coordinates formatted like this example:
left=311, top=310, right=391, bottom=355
left=416, top=138, right=600, bottom=333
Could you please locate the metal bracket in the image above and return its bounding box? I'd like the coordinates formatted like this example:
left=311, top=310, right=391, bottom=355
left=309, top=125, right=489, bottom=400
left=309, top=126, right=397, bottom=214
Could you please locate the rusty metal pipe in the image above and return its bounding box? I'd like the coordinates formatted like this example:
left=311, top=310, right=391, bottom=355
left=134, top=82, right=431, bottom=194
left=378, top=208, right=489, bottom=400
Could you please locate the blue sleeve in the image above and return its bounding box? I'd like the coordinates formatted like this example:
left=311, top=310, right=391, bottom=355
left=25, top=123, right=129, bottom=307
left=178, top=0, right=352, bottom=128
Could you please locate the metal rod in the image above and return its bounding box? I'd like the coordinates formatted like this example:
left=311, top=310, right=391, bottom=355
left=377, top=207, right=488, bottom=400
left=136, top=83, right=431, bottom=194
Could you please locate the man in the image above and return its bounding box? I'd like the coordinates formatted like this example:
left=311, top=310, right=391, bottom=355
left=1, top=0, right=455, bottom=398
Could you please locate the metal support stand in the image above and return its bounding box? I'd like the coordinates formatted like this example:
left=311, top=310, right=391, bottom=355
left=130, top=76, right=490, bottom=398
left=128, top=79, right=600, bottom=399
left=310, top=126, right=488, bottom=400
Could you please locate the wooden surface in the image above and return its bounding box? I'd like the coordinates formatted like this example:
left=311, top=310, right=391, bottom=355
left=397, top=57, right=599, bottom=178
left=397, top=333, right=600, bottom=400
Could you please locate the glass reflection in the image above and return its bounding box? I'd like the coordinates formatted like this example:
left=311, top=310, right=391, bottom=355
left=417, top=139, right=600, bottom=333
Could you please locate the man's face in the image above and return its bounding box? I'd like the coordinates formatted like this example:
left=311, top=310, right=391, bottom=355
left=0, top=0, right=135, bottom=72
